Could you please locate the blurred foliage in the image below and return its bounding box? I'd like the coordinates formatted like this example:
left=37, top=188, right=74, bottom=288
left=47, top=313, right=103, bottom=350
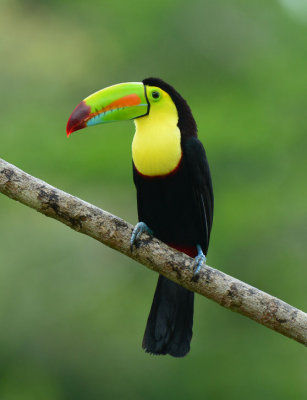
left=0, top=0, right=306, bottom=399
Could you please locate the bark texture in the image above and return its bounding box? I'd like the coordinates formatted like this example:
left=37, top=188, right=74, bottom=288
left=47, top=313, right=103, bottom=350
left=0, top=158, right=306, bottom=345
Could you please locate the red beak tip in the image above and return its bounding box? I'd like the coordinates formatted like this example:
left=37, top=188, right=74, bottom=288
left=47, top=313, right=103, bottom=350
left=66, top=101, right=91, bottom=138
left=66, top=123, right=74, bottom=137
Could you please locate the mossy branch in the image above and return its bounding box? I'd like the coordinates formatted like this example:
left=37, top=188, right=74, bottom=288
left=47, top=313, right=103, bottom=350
left=0, top=158, right=306, bottom=345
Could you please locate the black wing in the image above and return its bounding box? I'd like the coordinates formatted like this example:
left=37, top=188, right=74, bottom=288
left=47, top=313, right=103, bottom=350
left=182, top=136, right=214, bottom=254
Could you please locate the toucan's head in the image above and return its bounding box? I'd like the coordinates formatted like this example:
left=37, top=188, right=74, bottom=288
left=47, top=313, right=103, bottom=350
left=66, top=78, right=197, bottom=138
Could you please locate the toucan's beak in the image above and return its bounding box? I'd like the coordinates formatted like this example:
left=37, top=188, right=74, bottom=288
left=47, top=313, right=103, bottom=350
left=66, top=82, right=148, bottom=136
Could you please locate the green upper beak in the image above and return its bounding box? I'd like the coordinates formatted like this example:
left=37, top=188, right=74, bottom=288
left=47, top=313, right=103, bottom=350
left=66, top=82, right=148, bottom=136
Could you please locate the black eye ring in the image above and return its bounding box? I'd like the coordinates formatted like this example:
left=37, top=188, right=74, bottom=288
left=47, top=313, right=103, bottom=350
left=152, top=91, right=160, bottom=100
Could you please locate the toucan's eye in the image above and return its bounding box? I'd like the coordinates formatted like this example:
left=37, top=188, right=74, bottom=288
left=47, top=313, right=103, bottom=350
left=151, top=91, right=161, bottom=101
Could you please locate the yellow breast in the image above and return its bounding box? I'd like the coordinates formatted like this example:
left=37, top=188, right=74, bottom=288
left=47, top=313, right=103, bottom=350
left=132, top=92, right=182, bottom=177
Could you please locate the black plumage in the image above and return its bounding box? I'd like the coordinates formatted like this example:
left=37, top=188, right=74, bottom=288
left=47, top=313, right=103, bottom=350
left=134, top=78, right=214, bottom=357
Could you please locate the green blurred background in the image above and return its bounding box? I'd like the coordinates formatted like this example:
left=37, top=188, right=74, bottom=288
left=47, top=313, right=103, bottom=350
left=0, top=0, right=306, bottom=398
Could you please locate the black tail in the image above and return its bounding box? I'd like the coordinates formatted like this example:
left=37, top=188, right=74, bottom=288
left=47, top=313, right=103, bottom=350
left=142, top=275, right=194, bottom=357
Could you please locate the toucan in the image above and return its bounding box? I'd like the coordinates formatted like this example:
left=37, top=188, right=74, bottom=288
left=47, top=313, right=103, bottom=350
left=66, top=78, right=214, bottom=357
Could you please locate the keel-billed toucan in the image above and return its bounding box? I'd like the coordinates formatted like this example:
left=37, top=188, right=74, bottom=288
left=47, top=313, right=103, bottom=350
left=66, top=78, right=214, bottom=357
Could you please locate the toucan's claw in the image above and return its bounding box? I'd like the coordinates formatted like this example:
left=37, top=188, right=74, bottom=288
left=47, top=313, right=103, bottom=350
left=130, top=222, right=153, bottom=252
left=193, top=245, right=207, bottom=276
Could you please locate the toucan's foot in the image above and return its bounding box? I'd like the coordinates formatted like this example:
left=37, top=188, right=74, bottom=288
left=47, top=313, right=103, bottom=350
left=130, top=222, right=153, bottom=252
left=193, top=245, right=207, bottom=276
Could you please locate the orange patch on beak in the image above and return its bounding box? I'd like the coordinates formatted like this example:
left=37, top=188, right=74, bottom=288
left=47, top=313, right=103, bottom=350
left=89, top=93, right=142, bottom=119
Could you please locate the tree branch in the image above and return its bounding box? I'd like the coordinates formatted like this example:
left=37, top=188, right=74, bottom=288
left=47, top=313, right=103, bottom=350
left=0, top=158, right=306, bottom=345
